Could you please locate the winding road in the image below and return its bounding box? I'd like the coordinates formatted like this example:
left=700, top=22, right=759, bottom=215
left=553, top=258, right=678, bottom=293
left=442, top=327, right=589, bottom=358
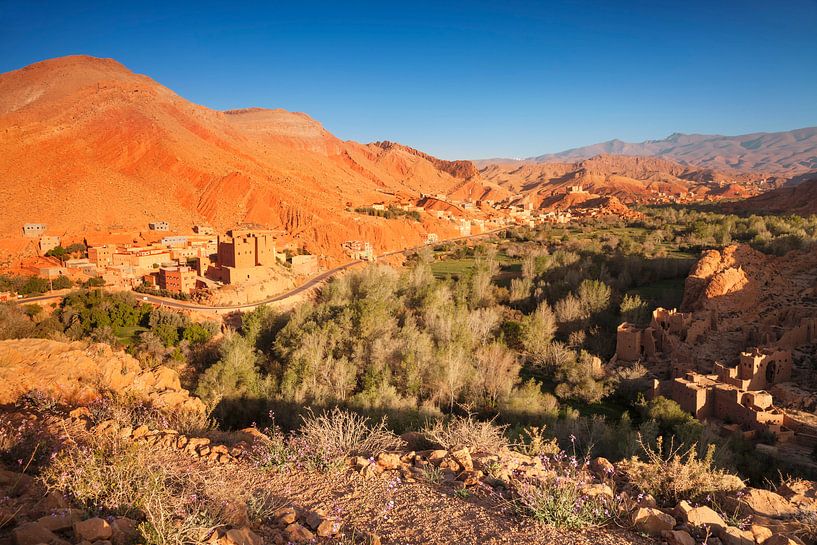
left=16, top=228, right=507, bottom=313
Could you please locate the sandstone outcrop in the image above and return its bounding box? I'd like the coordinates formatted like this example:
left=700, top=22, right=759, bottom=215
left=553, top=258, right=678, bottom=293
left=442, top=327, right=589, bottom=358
left=0, top=338, right=204, bottom=413
left=681, top=244, right=766, bottom=313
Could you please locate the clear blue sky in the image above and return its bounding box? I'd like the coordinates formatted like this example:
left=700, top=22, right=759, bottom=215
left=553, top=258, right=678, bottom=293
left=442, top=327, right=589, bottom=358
left=2, top=0, right=816, bottom=159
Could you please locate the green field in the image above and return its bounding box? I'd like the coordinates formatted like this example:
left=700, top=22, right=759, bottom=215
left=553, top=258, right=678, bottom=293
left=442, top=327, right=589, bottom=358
left=114, top=325, right=148, bottom=346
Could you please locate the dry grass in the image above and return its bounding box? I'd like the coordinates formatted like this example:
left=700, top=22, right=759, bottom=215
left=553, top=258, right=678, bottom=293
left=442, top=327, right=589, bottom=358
left=42, top=431, right=285, bottom=545
left=422, top=413, right=508, bottom=453
left=294, top=407, right=405, bottom=468
left=87, top=393, right=215, bottom=436
left=513, top=426, right=561, bottom=457
left=620, top=436, right=744, bottom=505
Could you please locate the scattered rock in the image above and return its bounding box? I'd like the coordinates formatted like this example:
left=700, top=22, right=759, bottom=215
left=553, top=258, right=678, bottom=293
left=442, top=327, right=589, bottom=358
left=632, top=507, right=675, bottom=535
left=661, top=529, right=696, bottom=545
left=316, top=518, right=341, bottom=537
left=110, top=517, right=139, bottom=545
left=732, top=488, right=799, bottom=518
left=764, top=536, right=807, bottom=545
left=273, top=507, right=297, bottom=526
left=450, top=448, right=473, bottom=472
left=36, top=509, right=81, bottom=532
left=718, top=525, right=754, bottom=545
left=750, top=524, right=774, bottom=544
left=589, top=457, right=614, bottom=478
left=304, top=509, right=327, bottom=530
left=221, top=527, right=263, bottom=545
left=284, top=522, right=315, bottom=543
left=12, top=522, right=60, bottom=545
left=375, top=452, right=401, bottom=470
left=73, top=517, right=112, bottom=542
left=677, top=500, right=727, bottom=532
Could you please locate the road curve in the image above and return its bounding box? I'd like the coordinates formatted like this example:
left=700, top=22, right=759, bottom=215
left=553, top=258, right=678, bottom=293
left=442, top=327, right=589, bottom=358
left=17, top=228, right=508, bottom=312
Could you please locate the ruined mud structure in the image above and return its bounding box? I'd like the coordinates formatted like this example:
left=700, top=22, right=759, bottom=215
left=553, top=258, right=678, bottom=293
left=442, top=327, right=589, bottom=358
left=611, top=244, right=817, bottom=460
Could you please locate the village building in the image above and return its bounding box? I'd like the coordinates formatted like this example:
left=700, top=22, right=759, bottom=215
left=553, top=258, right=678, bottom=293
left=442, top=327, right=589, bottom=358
left=213, top=229, right=277, bottom=284
left=112, top=248, right=172, bottom=271
left=38, top=265, right=67, bottom=279
left=290, top=254, right=319, bottom=276
left=64, top=258, right=97, bottom=275
left=192, top=225, right=214, bottom=235
left=342, top=240, right=374, bottom=261
left=88, top=245, right=116, bottom=267
left=161, top=235, right=188, bottom=247
left=613, top=305, right=816, bottom=444
left=158, top=265, right=197, bottom=294
left=22, top=223, right=47, bottom=238
left=148, top=221, right=170, bottom=231
left=38, top=235, right=61, bottom=255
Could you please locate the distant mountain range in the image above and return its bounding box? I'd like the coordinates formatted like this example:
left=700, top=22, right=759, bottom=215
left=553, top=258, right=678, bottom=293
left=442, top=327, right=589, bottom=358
left=480, top=127, right=817, bottom=177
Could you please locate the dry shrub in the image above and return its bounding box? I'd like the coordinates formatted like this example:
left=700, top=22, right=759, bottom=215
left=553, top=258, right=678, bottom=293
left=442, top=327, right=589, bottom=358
left=513, top=426, right=561, bottom=457
left=295, top=407, right=404, bottom=468
left=515, top=477, right=616, bottom=529
left=620, top=436, right=744, bottom=505
left=88, top=394, right=214, bottom=436
left=422, top=413, right=508, bottom=453
left=43, top=432, right=283, bottom=545
left=513, top=450, right=622, bottom=529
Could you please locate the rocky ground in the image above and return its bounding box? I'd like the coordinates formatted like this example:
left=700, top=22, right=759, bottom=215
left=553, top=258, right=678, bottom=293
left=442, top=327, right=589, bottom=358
left=1, top=336, right=815, bottom=545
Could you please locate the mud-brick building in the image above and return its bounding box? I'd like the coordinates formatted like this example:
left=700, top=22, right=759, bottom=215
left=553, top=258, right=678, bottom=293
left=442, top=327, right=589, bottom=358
left=158, top=265, right=197, bottom=294
left=214, top=229, right=277, bottom=284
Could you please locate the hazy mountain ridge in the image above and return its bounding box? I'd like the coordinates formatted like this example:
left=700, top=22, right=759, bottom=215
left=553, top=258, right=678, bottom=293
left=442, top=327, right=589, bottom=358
left=480, top=127, right=817, bottom=178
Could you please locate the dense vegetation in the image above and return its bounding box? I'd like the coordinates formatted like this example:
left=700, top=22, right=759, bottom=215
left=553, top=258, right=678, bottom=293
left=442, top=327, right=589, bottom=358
left=354, top=205, right=422, bottom=222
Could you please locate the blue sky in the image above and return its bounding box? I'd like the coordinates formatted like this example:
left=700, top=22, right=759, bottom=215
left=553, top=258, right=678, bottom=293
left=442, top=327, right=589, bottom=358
left=2, top=0, right=816, bottom=159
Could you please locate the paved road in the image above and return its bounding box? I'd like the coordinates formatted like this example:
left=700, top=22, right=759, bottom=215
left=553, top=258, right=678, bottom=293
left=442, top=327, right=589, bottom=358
left=17, top=228, right=507, bottom=312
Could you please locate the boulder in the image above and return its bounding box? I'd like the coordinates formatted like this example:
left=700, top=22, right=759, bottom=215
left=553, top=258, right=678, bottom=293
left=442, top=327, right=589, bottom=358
left=284, top=523, right=315, bottom=543
left=273, top=507, right=297, bottom=526
left=73, top=518, right=113, bottom=542
left=732, top=488, right=798, bottom=518
left=718, top=526, right=754, bottom=545
left=12, top=522, right=60, bottom=545
left=375, top=452, right=402, bottom=470
left=677, top=500, right=727, bottom=532
left=589, top=457, right=615, bottom=478
left=750, top=524, right=773, bottom=544
left=661, top=530, right=696, bottom=545
left=632, top=507, right=676, bottom=535
left=221, top=527, right=263, bottom=545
